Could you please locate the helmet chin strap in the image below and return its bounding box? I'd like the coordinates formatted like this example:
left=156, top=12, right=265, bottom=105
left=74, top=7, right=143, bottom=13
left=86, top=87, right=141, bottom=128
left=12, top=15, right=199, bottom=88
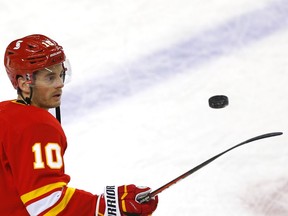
left=18, top=86, right=33, bottom=105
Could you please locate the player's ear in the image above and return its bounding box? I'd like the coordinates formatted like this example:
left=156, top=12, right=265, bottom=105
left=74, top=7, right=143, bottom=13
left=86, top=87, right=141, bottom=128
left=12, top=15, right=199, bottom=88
left=17, top=76, right=31, bottom=94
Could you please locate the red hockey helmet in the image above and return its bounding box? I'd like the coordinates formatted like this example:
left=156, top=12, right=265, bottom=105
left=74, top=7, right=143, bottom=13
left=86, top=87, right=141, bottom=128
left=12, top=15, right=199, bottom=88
left=4, top=34, right=66, bottom=89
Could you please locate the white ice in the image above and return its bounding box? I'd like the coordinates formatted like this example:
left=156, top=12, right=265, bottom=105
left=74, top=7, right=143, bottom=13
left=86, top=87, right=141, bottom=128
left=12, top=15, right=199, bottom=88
left=1, top=0, right=288, bottom=215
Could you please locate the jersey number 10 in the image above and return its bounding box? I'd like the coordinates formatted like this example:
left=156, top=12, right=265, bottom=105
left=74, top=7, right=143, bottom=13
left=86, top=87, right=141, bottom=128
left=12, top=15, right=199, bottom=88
left=32, top=143, right=63, bottom=169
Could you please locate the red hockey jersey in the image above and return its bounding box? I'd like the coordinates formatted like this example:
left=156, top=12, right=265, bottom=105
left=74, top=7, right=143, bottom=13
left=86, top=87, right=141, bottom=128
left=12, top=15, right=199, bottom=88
left=0, top=100, right=97, bottom=215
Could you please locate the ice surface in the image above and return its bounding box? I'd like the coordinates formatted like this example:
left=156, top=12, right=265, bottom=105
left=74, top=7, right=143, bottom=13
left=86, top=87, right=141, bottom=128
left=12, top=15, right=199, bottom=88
left=1, top=0, right=288, bottom=215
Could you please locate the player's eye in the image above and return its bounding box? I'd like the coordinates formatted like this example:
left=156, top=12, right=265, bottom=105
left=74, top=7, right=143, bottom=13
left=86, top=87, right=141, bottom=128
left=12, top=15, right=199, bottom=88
left=60, top=70, right=66, bottom=83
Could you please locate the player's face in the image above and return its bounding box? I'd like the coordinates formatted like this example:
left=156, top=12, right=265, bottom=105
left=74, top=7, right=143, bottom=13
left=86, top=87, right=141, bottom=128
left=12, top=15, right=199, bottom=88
left=31, top=63, right=65, bottom=110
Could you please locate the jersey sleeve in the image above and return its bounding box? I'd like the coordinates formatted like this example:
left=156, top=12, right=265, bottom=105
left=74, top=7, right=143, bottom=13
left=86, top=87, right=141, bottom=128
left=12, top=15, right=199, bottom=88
left=4, top=118, right=97, bottom=215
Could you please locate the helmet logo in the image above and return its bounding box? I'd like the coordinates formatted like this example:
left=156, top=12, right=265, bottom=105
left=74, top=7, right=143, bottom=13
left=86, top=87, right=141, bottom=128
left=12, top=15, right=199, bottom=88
left=13, top=40, right=23, bottom=50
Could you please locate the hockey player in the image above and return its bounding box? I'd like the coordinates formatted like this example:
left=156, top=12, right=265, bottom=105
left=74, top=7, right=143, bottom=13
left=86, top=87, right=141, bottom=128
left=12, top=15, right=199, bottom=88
left=0, top=34, right=158, bottom=215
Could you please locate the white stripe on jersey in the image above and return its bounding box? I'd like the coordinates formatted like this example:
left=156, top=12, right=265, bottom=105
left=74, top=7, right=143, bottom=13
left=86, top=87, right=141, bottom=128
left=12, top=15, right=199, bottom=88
left=26, top=190, right=62, bottom=215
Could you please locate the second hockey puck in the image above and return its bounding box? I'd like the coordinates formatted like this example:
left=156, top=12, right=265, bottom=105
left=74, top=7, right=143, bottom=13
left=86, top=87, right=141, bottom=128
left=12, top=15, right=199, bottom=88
left=209, top=95, right=229, bottom=109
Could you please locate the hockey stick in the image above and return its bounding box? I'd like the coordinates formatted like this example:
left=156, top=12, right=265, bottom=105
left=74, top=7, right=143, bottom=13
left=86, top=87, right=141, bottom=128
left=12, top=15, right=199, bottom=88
left=56, top=106, right=61, bottom=123
left=138, top=132, right=283, bottom=203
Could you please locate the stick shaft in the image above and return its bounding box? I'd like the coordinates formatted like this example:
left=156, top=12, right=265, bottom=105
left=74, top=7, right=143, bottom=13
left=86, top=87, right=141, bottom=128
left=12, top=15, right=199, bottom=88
left=139, top=132, right=283, bottom=203
left=56, top=106, right=61, bottom=123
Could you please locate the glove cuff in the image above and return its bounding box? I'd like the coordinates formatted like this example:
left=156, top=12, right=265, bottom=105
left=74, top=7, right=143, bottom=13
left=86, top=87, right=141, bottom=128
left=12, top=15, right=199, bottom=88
left=104, top=185, right=121, bottom=216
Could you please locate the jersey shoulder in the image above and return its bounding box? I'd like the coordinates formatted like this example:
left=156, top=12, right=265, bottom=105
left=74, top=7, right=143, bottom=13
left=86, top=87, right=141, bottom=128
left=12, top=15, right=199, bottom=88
left=0, top=100, right=65, bottom=141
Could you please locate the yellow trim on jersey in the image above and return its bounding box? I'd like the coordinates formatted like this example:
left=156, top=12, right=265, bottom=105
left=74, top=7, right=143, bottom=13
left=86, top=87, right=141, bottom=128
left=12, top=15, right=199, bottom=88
left=43, top=187, right=75, bottom=215
left=21, top=182, right=67, bottom=204
left=11, top=99, right=26, bottom=105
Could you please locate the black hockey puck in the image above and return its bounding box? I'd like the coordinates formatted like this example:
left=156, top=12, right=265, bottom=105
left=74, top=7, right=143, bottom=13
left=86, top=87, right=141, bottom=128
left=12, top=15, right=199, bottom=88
left=209, top=95, right=229, bottom=109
